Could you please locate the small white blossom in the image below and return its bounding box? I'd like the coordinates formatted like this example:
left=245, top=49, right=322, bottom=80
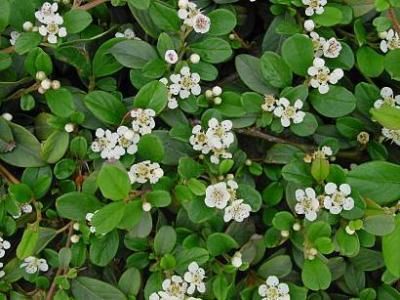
left=223, top=199, right=252, bottom=223
left=170, top=66, right=201, bottom=99
left=212, top=86, right=222, bottom=97
left=309, top=31, right=326, bottom=57
left=128, top=160, right=164, bottom=184
left=382, top=128, right=400, bottom=146
left=130, top=108, right=156, bottom=135
left=190, top=125, right=211, bottom=154
left=261, top=95, right=278, bottom=112
left=20, top=256, right=48, bottom=274
left=295, top=188, right=319, bottom=221
left=273, top=98, right=305, bottom=127
left=164, top=50, right=179, bottom=64
left=258, top=276, right=290, bottom=300
left=205, top=182, right=230, bottom=209
left=38, top=21, right=67, bottom=44
left=115, top=28, right=135, bottom=39
left=21, top=204, right=33, bottom=213
left=193, top=13, right=211, bottom=34
left=304, top=19, right=315, bottom=32
left=91, top=129, right=120, bottom=160
left=231, top=251, right=243, bottom=268
left=184, top=262, right=206, bottom=294
left=210, top=147, right=233, bottom=165
left=70, top=234, right=80, bottom=243
left=1, top=113, right=13, bottom=121
left=178, top=1, right=210, bottom=33
left=9, top=31, right=20, bottom=46
left=380, top=29, right=400, bottom=53
left=23, top=21, right=34, bottom=31
left=142, top=202, right=152, bottom=212
left=64, top=123, right=74, bottom=133
left=307, top=57, right=344, bottom=94
left=323, top=37, right=342, bottom=58
left=116, top=126, right=140, bottom=155
left=35, top=2, right=62, bottom=24
left=206, top=118, right=234, bottom=149
left=153, top=275, right=188, bottom=300
left=323, top=183, right=354, bottom=214
left=374, top=87, right=400, bottom=108
left=85, top=212, right=97, bottom=233
left=302, top=0, right=327, bottom=16
left=0, top=237, right=11, bottom=258
left=190, top=53, right=200, bottom=64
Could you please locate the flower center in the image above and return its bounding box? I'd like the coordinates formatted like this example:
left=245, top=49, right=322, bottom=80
left=181, top=76, right=194, bottom=89
left=47, top=23, right=59, bottom=34
left=266, top=286, right=280, bottom=300
left=332, top=192, right=345, bottom=206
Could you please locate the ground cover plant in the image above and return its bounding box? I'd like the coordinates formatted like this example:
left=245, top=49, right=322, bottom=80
left=0, top=0, right=400, bottom=299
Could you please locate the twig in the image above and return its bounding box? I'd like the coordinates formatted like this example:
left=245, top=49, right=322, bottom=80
left=388, top=8, right=400, bottom=34
left=0, top=163, right=20, bottom=184
left=0, top=46, right=15, bottom=54
left=77, top=0, right=109, bottom=10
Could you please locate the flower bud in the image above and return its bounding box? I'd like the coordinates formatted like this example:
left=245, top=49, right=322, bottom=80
left=213, top=97, right=222, bottom=105
left=205, top=89, right=213, bottom=99
left=357, top=131, right=370, bottom=145
left=1, top=113, right=13, bottom=121
left=73, top=223, right=80, bottom=231
left=23, top=21, right=33, bottom=32
left=304, top=19, right=315, bottom=32
left=64, top=123, right=74, bottom=133
left=41, top=79, right=52, bottom=90
left=212, top=86, right=222, bottom=96
left=281, top=230, right=290, bottom=238
left=292, top=223, right=301, bottom=231
left=51, top=80, right=61, bottom=90
left=142, top=202, right=152, bottom=212
left=36, top=71, right=47, bottom=81
left=190, top=53, right=200, bottom=64
left=70, top=234, right=80, bottom=244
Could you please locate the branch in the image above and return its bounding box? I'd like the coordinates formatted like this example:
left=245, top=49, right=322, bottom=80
left=77, top=0, right=109, bottom=10
left=388, top=8, right=400, bottom=34
left=0, top=46, right=15, bottom=54
left=0, top=163, right=20, bottom=184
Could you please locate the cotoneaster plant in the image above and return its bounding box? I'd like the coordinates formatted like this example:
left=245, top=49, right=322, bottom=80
left=0, top=0, right=400, bottom=299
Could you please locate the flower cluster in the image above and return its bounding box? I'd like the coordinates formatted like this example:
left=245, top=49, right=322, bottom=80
left=85, top=212, right=97, bottom=233
left=307, top=57, right=344, bottom=94
left=128, top=160, right=164, bottom=185
left=177, top=0, right=211, bottom=34
left=160, top=66, right=201, bottom=109
left=374, top=87, right=400, bottom=146
left=115, top=28, right=136, bottom=39
left=295, top=182, right=355, bottom=221
left=205, top=179, right=252, bottom=222
left=190, top=118, right=234, bottom=164
left=380, top=29, right=400, bottom=53
left=150, top=262, right=205, bottom=299
left=302, top=0, right=326, bottom=16
left=308, top=30, right=342, bottom=59
left=91, top=109, right=155, bottom=161
left=35, top=2, right=67, bottom=44
left=258, top=276, right=290, bottom=300
left=35, top=71, right=61, bottom=94
left=20, top=256, right=49, bottom=274
left=261, top=96, right=306, bottom=127
left=303, top=146, right=333, bottom=163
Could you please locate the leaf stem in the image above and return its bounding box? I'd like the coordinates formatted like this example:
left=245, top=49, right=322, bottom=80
left=77, top=0, right=109, bottom=10
left=0, top=163, right=20, bottom=184
left=388, top=8, right=400, bottom=34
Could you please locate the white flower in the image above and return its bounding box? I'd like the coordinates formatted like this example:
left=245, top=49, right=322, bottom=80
left=205, top=182, right=230, bottom=209
left=190, top=125, right=211, bottom=154
left=21, top=204, right=33, bottom=213
left=224, top=199, right=252, bottom=222
left=295, top=188, right=319, bottom=221
left=91, top=129, right=120, bottom=160
left=64, top=123, right=74, bottom=133
left=38, top=21, right=67, bottom=44
left=307, top=58, right=344, bottom=94
left=323, top=38, right=342, bottom=58
left=35, top=2, right=63, bottom=24
left=309, top=31, right=326, bottom=57
left=190, top=53, right=200, bottom=64
left=382, top=128, right=400, bottom=146
left=374, top=87, right=400, bottom=108
left=128, top=160, right=164, bottom=184
left=206, top=118, right=234, bottom=149
left=160, top=275, right=188, bottom=299
left=304, top=19, right=315, bottom=32
left=184, top=262, right=206, bottom=294
left=0, top=237, right=11, bottom=258
left=212, top=86, right=222, bottom=97
left=115, top=28, right=135, bottom=39
left=232, top=251, right=243, bottom=268
left=210, top=147, right=233, bottom=165
left=302, top=0, right=327, bottom=16
left=142, top=202, right=152, bottom=212
left=262, top=95, right=278, bottom=112
left=164, top=50, right=179, bottom=64
left=1, top=113, right=13, bottom=121
left=116, top=126, right=140, bottom=155
left=178, top=1, right=199, bottom=26
left=323, top=183, right=354, bottom=214
left=20, top=256, right=49, bottom=274
left=258, top=276, right=290, bottom=300
left=170, top=66, right=201, bottom=99
left=23, top=21, right=34, bottom=32
left=273, top=98, right=305, bottom=127
left=193, top=13, right=211, bottom=34
left=380, top=29, right=400, bottom=53
left=9, top=31, right=20, bottom=46
left=130, top=108, right=156, bottom=135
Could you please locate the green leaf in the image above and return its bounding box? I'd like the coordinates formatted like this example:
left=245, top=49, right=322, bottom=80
left=92, top=38, right=124, bottom=77
left=290, top=112, right=318, bottom=137
left=0, top=122, right=46, bottom=167
left=216, top=91, right=246, bottom=117
left=260, top=51, right=292, bottom=88
left=72, top=276, right=127, bottom=300
left=118, top=268, right=141, bottom=296
left=154, top=226, right=177, bottom=255
left=92, top=202, right=126, bottom=234
left=178, top=157, right=203, bottom=179
left=370, top=105, right=400, bottom=130
left=235, top=54, right=277, bottom=94
left=84, top=91, right=126, bottom=125
left=133, top=80, right=168, bottom=114
left=208, top=9, right=237, bottom=36
left=149, top=1, right=180, bottom=32
left=45, top=88, right=76, bottom=118
left=97, top=164, right=131, bottom=201
left=313, top=7, right=343, bottom=26
left=24, top=47, right=53, bottom=76
left=258, top=255, right=293, bottom=278
left=110, top=40, right=158, bottom=69
left=335, top=228, right=360, bottom=257
left=16, top=224, right=39, bottom=259
left=311, top=156, right=330, bottom=183
left=137, top=134, right=165, bottom=162
left=281, top=34, right=314, bottom=76
left=347, top=161, right=400, bottom=205
left=15, top=32, right=42, bottom=55
left=302, top=258, right=332, bottom=291
left=282, top=160, right=314, bottom=185
left=8, top=183, right=33, bottom=203
left=383, top=215, right=400, bottom=277
left=127, top=0, right=150, bottom=10
left=56, top=192, right=103, bottom=221
left=90, top=230, right=119, bottom=267
left=363, top=214, right=395, bottom=236
left=41, top=131, right=70, bottom=164
left=310, top=86, right=356, bottom=118
left=190, top=38, right=233, bottom=64
left=63, top=9, right=92, bottom=34
left=384, top=49, right=400, bottom=80
left=0, top=0, right=10, bottom=32
left=213, top=274, right=230, bottom=300
left=207, top=233, right=238, bottom=256
left=238, top=184, right=262, bottom=211
left=175, top=247, right=209, bottom=273
left=357, top=47, right=384, bottom=77
left=146, top=190, right=171, bottom=207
